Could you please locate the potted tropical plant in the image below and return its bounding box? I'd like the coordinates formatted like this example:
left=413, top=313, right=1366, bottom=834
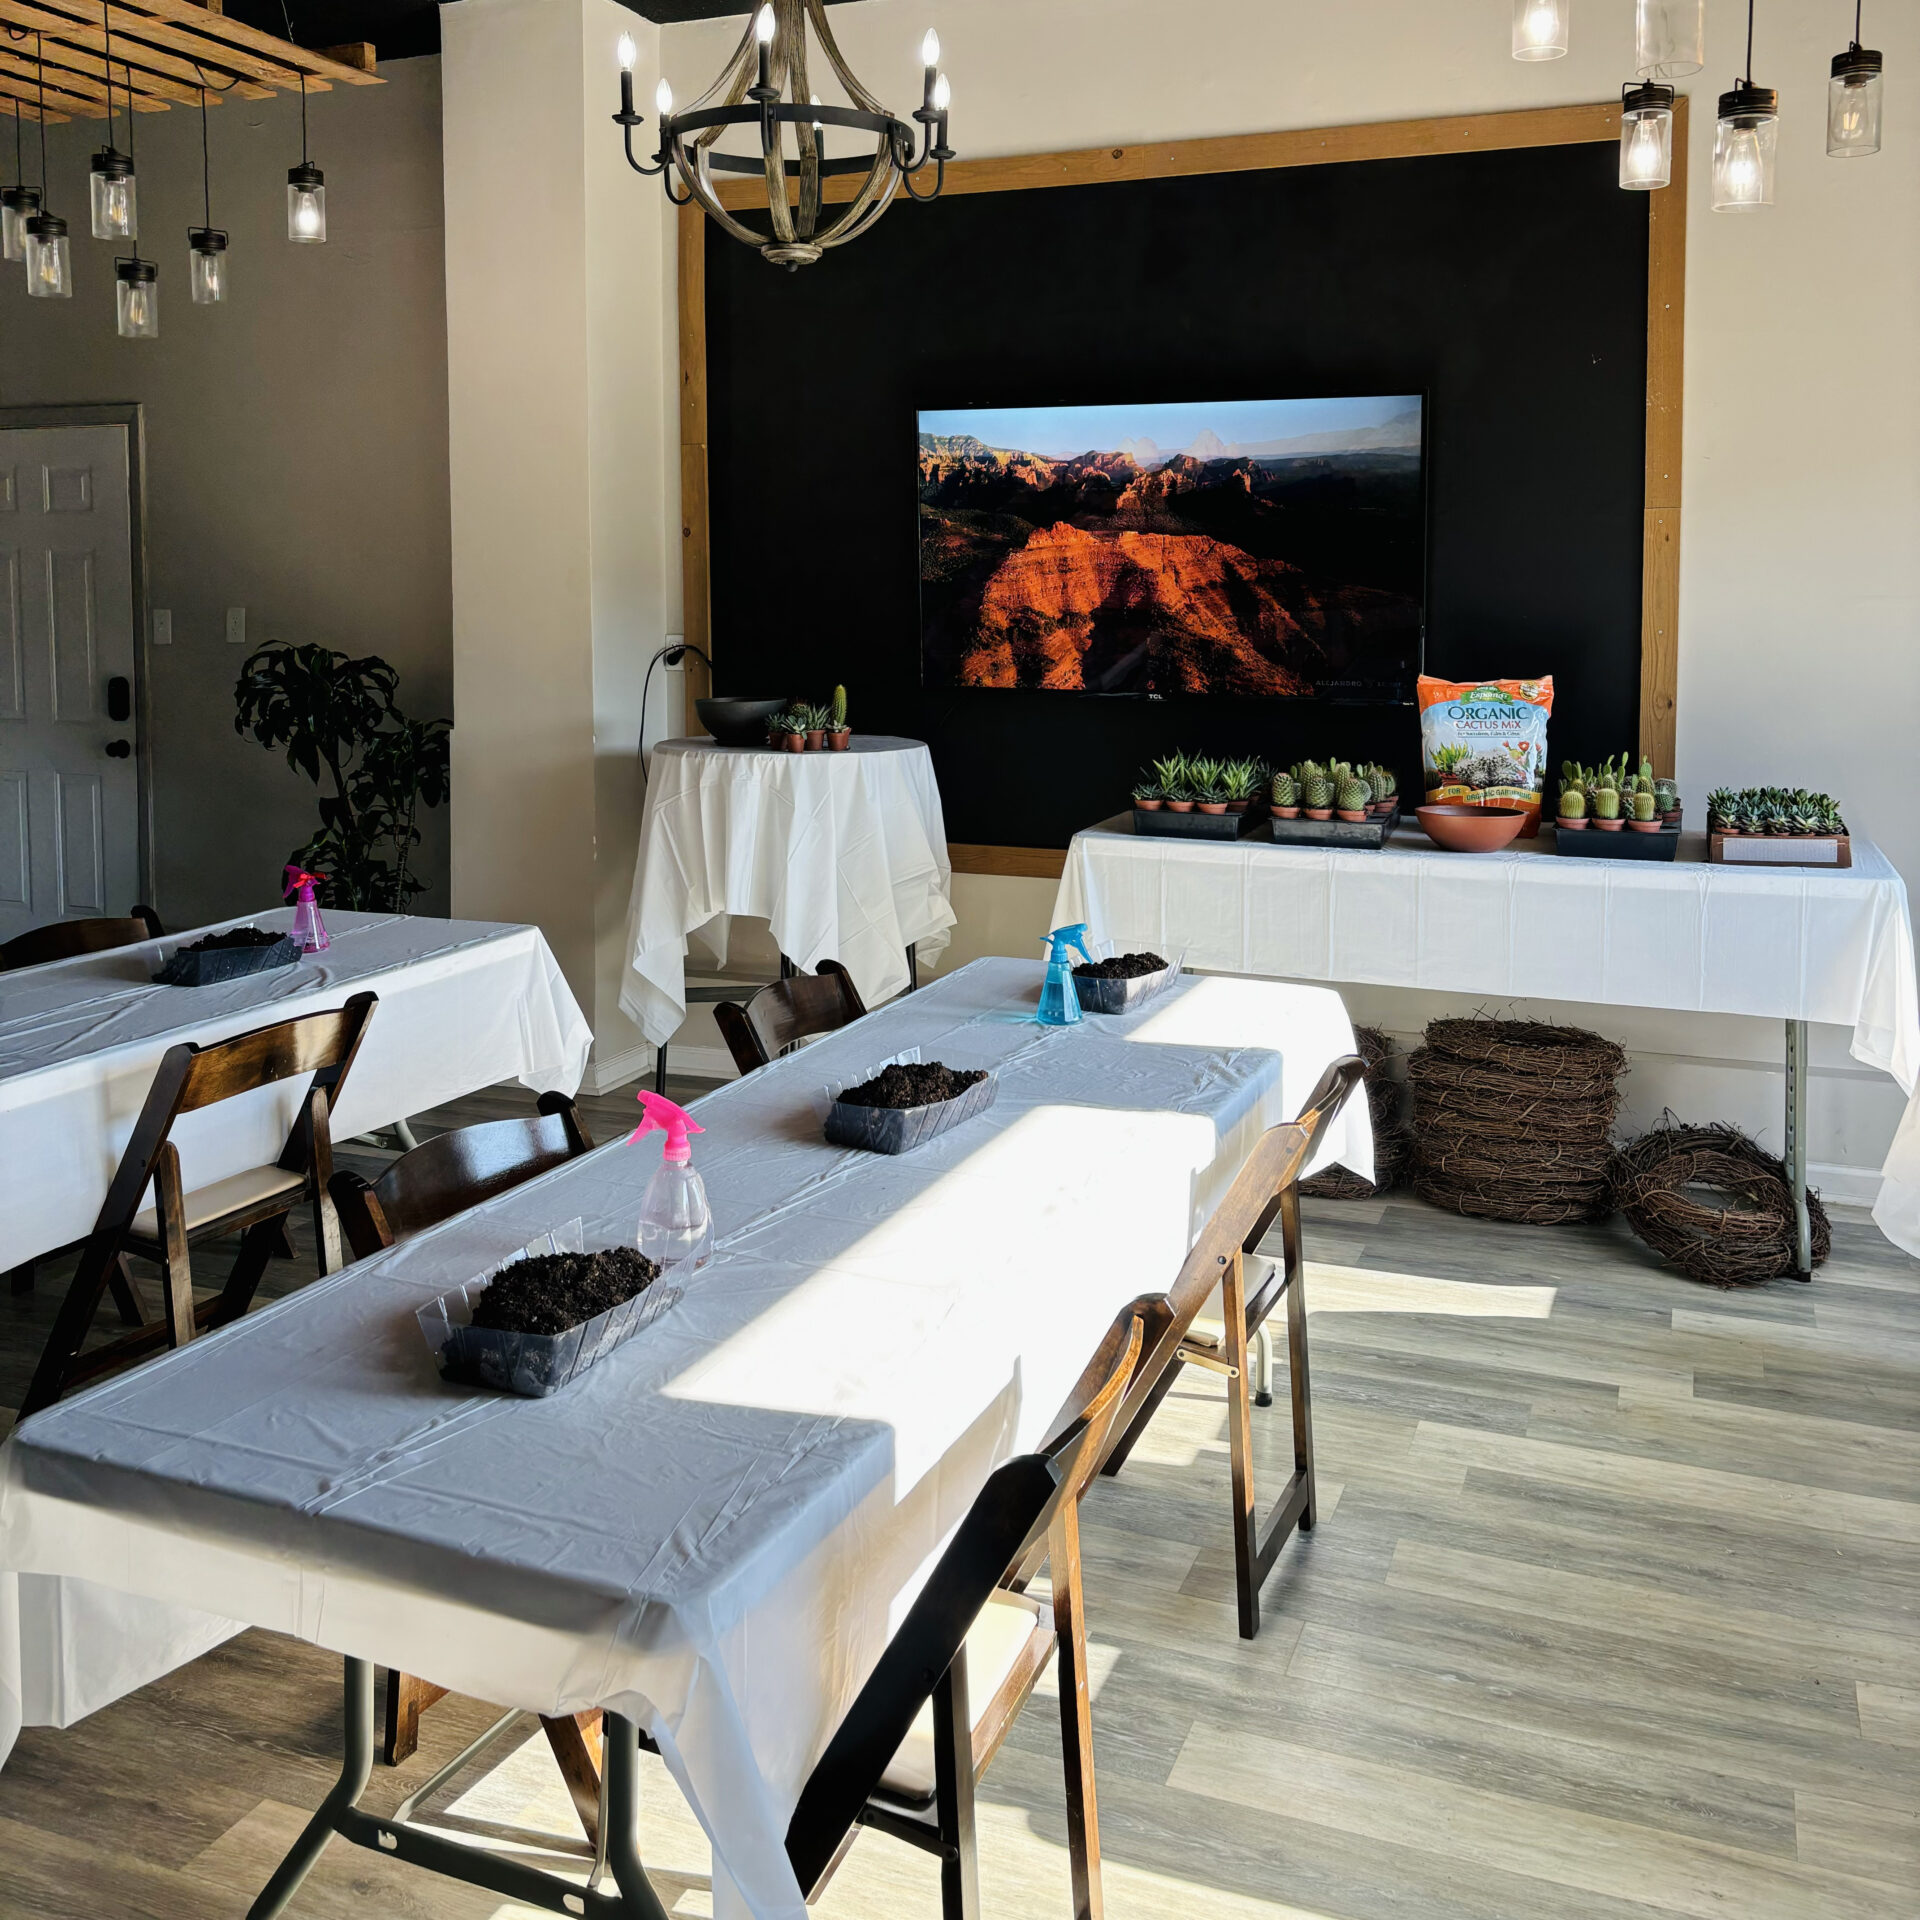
left=826, top=685, right=851, bottom=750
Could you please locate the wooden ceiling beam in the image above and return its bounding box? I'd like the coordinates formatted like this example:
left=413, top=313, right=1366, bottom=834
left=0, top=73, right=69, bottom=118
left=0, top=44, right=165, bottom=109
left=108, top=0, right=379, bottom=87
left=0, top=1, right=273, bottom=99
left=0, top=61, right=99, bottom=114
left=0, top=24, right=229, bottom=106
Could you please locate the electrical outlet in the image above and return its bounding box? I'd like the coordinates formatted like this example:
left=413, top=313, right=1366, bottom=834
left=225, top=607, right=246, bottom=646
left=151, top=609, right=172, bottom=646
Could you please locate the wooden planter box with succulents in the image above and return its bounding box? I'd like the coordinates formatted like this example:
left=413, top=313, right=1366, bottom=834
left=1707, top=788, right=1851, bottom=868
left=1131, top=751, right=1268, bottom=838
left=1553, top=755, right=1681, bottom=861
left=1268, top=758, right=1401, bottom=848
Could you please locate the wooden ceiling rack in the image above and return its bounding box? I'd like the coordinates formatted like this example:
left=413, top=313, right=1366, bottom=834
left=0, top=0, right=377, bottom=122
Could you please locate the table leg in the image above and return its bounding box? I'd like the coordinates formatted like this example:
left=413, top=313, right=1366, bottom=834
left=1785, top=1018, right=1812, bottom=1282
left=247, top=1656, right=374, bottom=1920
left=907, top=943, right=919, bottom=992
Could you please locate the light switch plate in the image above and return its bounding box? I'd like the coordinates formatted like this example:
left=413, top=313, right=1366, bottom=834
left=152, top=609, right=172, bottom=645
left=225, top=607, right=246, bottom=645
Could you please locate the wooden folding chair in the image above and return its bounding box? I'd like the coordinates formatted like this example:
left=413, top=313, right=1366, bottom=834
left=17, top=992, right=378, bottom=1422
left=325, top=1095, right=602, bottom=1794
left=1099, top=1054, right=1367, bottom=1639
left=713, top=959, right=867, bottom=1076
left=0, top=904, right=162, bottom=972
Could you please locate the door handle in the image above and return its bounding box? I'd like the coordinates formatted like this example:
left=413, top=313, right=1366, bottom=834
left=107, top=675, right=131, bottom=722
left=104, top=739, right=131, bottom=758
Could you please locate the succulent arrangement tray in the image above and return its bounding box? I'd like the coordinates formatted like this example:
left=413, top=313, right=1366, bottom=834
left=1706, top=788, right=1851, bottom=867
left=1132, top=805, right=1265, bottom=840
left=1554, top=822, right=1682, bottom=861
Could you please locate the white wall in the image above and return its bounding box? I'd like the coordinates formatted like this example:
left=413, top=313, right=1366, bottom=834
left=650, top=0, right=1918, bottom=1196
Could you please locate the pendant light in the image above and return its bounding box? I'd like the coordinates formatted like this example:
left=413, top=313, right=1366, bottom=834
left=114, top=254, right=157, bottom=337
left=1635, top=1, right=1705, bottom=81
left=279, top=3, right=325, bottom=242
left=23, top=35, right=70, bottom=298
left=87, top=6, right=137, bottom=241
left=1512, top=0, right=1569, bottom=62
left=0, top=99, right=39, bottom=264
left=1713, top=2, right=1778, bottom=211
left=188, top=85, right=227, bottom=301
left=1619, top=82, right=1676, bottom=190
left=1828, top=4, right=1883, bottom=158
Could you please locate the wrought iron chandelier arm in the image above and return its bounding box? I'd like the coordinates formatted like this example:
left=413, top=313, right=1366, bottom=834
left=618, top=118, right=666, bottom=179
left=900, top=152, right=945, bottom=202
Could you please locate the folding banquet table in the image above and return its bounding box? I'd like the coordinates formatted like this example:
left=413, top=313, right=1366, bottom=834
left=0, top=957, right=1368, bottom=1920
left=1055, top=817, right=1920, bottom=1277
left=0, top=910, right=592, bottom=1274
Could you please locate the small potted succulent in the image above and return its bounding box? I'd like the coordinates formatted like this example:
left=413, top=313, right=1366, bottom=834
left=771, top=707, right=807, bottom=752
left=1158, top=753, right=1194, bottom=813
left=801, top=704, right=829, bottom=751
left=1556, top=768, right=1588, bottom=830
left=1303, top=773, right=1334, bottom=821
left=1335, top=773, right=1371, bottom=823
left=1591, top=785, right=1624, bottom=830
left=1629, top=788, right=1660, bottom=832
left=1221, top=757, right=1260, bottom=815
left=1654, top=776, right=1679, bottom=824
left=1191, top=755, right=1229, bottom=815
left=1132, top=767, right=1164, bottom=812
left=1271, top=770, right=1300, bottom=819
left=826, top=684, right=851, bottom=751
left=1367, top=764, right=1397, bottom=817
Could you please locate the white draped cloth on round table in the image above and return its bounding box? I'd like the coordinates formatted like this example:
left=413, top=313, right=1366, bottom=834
left=620, top=737, right=955, bottom=1046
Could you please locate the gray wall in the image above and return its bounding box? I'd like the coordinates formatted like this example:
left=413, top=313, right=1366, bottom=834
left=0, top=58, right=451, bottom=928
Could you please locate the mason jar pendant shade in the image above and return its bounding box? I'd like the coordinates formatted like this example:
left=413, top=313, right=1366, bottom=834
left=114, top=256, right=157, bottom=337
left=1636, top=0, right=1705, bottom=79
left=1512, top=0, right=1569, bottom=62
left=24, top=212, right=70, bottom=296
left=1714, top=83, right=1779, bottom=209
left=89, top=148, right=136, bottom=240
left=287, top=161, right=325, bottom=242
left=0, top=184, right=39, bottom=262
left=1828, top=47, right=1883, bottom=157
left=188, top=227, right=226, bottom=303
left=1620, top=83, right=1676, bottom=190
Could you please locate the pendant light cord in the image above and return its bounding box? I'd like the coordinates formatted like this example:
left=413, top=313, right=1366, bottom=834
left=35, top=31, right=46, bottom=192
left=1744, top=0, right=1754, bottom=85
left=200, top=85, right=210, bottom=226
left=101, top=0, right=115, bottom=154
left=277, top=0, right=309, bottom=163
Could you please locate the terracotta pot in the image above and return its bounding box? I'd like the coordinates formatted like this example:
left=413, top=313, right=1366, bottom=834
left=1134, top=797, right=1163, bottom=812
left=827, top=729, right=851, bottom=751
left=1275, top=806, right=1301, bottom=820
left=1628, top=818, right=1660, bottom=833
left=1415, top=803, right=1527, bottom=853
left=1227, top=799, right=1250, bottom=814
left=805, top=730, right=826, bottom=751
left=1197, top=801, right=1228, bottom=815
left=780, top=733, right=805, bottom=753
left=1556, top=815, right=1589, bottom=832
left=1306, top=807, right=1334, bottom=821
left=1337, top=808, right=1368, bottom=823
left=1371, top=800, right=1395, bottom=817
left=1593, top=816, right=1624, bottom=831
left=1167, top=800, right=1194, bottom=813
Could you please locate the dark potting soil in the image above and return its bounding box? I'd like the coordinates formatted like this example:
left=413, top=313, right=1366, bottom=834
left=471, top=1247, right=661, bottom=1337
left=179, top=927, right=287, bottom=953
left=1074, top=951, right=1169, bottom=981
left=837, top=1061, right=987, bottom=1110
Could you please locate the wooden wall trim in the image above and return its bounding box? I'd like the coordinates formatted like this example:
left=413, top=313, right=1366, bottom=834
left=679, top=101, right=1687, bottom=822
left=949, top=844, right=1069, bottom=881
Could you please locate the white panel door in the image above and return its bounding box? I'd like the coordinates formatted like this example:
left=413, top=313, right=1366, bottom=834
left=0, top=425, right=139, bottom=940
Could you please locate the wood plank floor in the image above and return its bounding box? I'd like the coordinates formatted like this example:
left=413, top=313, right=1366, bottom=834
left=2, top=1078, right=1916, bottom=1919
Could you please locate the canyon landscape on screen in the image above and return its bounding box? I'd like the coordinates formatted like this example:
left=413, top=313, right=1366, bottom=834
left=918, top=395, right=1425, bottom=701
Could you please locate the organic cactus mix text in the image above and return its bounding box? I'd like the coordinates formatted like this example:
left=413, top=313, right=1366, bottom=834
left=1417, top=675, right=1555, bottom=837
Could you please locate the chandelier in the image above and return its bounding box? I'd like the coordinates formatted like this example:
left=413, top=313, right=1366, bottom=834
left=614, top=1, right=953, bottom=271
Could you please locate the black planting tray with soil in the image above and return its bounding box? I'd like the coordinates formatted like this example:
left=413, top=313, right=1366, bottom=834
left=416, top=1235, right=681, bottom=1397
left=825, top=1059, right=998, bottom=1155
left=1072, top=949, right=1180, bottom=1015
left=153, top=924, right=302, bottom=987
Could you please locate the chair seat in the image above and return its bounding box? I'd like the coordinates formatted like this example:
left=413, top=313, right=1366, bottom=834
left=878, top=1590, right=1053, bottom=1804
left=132, top=1165, right=306, bottom=1240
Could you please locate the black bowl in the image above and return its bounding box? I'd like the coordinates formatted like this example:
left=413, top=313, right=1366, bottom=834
left=695, top=697, right=788, bottom=747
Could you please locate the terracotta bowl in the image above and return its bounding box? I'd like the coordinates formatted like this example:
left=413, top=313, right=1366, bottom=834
left=1416, top=803, right=1528, bottom=853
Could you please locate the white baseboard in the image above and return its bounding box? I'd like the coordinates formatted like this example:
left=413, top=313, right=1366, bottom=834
left=1809, top=1161, right=1884, bottom=1211
left=585, top=1042, right=738, bottom=1095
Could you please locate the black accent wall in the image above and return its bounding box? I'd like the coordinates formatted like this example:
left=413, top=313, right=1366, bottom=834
left=707, top=139, right=1649, bottom=847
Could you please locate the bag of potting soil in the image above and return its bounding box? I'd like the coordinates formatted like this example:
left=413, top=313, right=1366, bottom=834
left=1417, top=675, right=1554, bottom=836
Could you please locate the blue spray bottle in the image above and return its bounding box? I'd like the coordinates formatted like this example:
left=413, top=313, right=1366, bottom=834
left=1037, top=923, right=1092, bottom=1026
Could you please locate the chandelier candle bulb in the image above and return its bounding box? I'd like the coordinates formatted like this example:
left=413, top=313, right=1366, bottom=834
left=88, top=148, right=136, bottom=241
left=1, top=185, right=39, bottom=263
left=114, top=255, right=157, bottom=338
left=1828, top=45, right=1883, bottom=157
left=656, top=77, right=674, bottom=117
left=932, top=72, right=951, bottom=114
left=1513, top=0, right=1569, bottom=62
left=1636, top=0, right=1705, bottom=79
left=1714, top=81, right=1778, bottom=209
left=23, top=211, right=69, bottom=297
left=1620, top=82, right=1675, bottom=189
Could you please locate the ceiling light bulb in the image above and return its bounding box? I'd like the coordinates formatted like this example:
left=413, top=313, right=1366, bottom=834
left=617, top=33, right=636, bottom=73
left=656, top=76, right=674, bottom=116
left=1513, top=0, right=1568, bottom=61
left=931, top=72, right=950, bottom=113
left=756, top=6, right=776, bottom=45
left=922, top=29, right=940, bottom=69
left=1713, top=82, right=1778, bottom=210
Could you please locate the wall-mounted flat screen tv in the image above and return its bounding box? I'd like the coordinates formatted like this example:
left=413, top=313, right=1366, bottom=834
left=918, top=394, right=1425, bottom=702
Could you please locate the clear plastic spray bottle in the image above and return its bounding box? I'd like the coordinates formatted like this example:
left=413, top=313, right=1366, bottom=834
left=1037, top=922, right=1093, bottom=1026
left=629, top=1091, right=713, bottom=1272
left=283, top=866, right=330, bottom=954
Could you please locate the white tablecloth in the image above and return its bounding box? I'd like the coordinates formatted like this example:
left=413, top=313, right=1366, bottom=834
left=0, top=958, right=1367, bottom=1920
left=0, top=911, right=592, bottom=1270
left=620, top=737, right=954, bottom=1047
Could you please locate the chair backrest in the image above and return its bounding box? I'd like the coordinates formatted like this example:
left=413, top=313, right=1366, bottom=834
left=0, top=905, right=163, bottom=973
left=330, top=1093, right=595, bottom=1262
left=714, top=960, right=867, bottom=1075
left=90, top=992, right=380, bottom=1239
left=784, top=1301, right=1146, bottom=1894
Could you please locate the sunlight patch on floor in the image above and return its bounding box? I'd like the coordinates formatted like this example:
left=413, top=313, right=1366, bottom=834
left=1306, top=1262, right=1556, bottom=1319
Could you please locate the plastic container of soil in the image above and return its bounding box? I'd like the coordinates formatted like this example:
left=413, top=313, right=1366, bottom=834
left=153, top=926, right=301, bottom=987
left=416, top=1220, right=683, bottom=1397
left=1071, top=944, right=1186, bottom=1016
left=824, top=1048, right=999, bottom=1155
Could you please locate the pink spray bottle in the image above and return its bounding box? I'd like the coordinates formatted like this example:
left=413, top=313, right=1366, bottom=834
left=629, top=1091, right=712, bottom=1271
left=283, top=866, right=331, bottom=954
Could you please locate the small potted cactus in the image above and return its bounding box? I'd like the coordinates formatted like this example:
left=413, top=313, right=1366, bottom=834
left=1303, top=773, right=1334, bottom=821
left=1654, top=776, right=1679, bottom=824
left=1591, top=785, right=1623, bottom=831
left=1335, top=773, right=1370, bottom=823
left=1556, top=768, right=1588, bottom=830
left=1191, top=756, right=1229, bottom=815
left=1271, top=770, right=1301, bottom=819
left=1367, top=764, right=1397, bottom=817
left=1629, top=789, right=1660, bottom=832
left=826, top=685, right=851, bottom=750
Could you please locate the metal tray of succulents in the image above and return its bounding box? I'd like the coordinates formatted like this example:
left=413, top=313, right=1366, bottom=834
left=416, top=1220, right=683, bottom=1399
left=1267, top=804, right=1402, bottom=849
left=1553, top=824, right=1681, bottom=861
left=1131, top=806, right=1266, bottom=840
